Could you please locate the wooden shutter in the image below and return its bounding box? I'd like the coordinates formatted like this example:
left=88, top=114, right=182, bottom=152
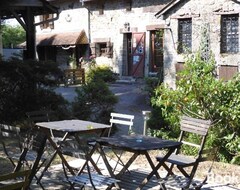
left=90, top=43, right=96, bottom=57
left=219, top=65, right=238, bottom=81
left=106, top=42, right=113, bottom=58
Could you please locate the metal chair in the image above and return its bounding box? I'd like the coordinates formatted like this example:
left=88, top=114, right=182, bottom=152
left=109, top=112, right=134, bottom=136
left=156, top=115, right=212, bottom=190
left=108, top=113, right=135, bottom=173
left=0, top=123, right=47, bottom=189
left=63, top=135, right=120, bottom=190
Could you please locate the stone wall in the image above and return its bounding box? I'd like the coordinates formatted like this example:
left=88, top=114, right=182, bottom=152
left=162, top=0, right=240, bottom=88
left=88, top=0, right=167, bottom=76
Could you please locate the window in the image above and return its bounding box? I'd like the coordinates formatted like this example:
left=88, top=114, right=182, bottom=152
left=178, top=18, right=192, bottom=54
left=40, top=14, right=54, bottom=29
left=90, top=41, right=113, bottom=58
left=221, top=14, right=239, bottom=53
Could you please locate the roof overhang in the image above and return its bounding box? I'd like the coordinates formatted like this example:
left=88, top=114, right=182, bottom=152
left=0, top=0, right=58, bottom=20
left=37, top=30, right=89, bottom=46
left=155, top=0, right=181, bottom=18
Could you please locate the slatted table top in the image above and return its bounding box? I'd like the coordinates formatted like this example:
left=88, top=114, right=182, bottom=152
left=36, top=119, right=110, bottom=132
left=96, top=135, right=181, bottom=151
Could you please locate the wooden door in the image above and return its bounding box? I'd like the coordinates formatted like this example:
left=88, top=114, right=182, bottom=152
left=131, top=32, right=145, bottom=77
left=150, top=30, right=164, bottom=73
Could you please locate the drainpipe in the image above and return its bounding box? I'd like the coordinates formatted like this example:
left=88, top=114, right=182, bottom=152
left=80, top=1, right=92, bottom=58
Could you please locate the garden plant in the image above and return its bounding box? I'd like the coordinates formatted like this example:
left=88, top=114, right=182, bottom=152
left=149, top=51, right=240, bottom=164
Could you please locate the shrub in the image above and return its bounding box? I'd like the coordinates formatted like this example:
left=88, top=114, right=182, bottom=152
left=150, top=52, right=240, bottom=163
left=72, top=79, right=118, bottom=124
left=0, top=59, right=70, bottom=124
left=86, top=65, right=117, bottom=83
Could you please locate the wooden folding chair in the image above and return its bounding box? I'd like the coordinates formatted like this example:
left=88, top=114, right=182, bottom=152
left=156, top=115, right=212, bottom=190
left=0, top=124, right=23, bottom=167
left=109, top=112, right=134, bottom=136
left=106, top=113, right=135, bottom=173
left=0, top=169, right=31, bottom=190
left=62, top=135, right=120, bottom=190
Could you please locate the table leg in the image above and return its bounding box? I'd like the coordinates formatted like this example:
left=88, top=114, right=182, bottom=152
left=76, top=142, right=103, bottom=176
left=117, top=153, right=138, bottom=176
left=136, top=147, right=176, bottom=190
left=37, top=132, right=75, bottom=183
left=144, top=151, right=160, bottom=179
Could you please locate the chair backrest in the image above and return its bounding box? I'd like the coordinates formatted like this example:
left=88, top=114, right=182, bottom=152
left=177, top=115, right=211, bottom=160
left=0, top=124, right=23, bottom=155
left=0, top=124, right=21, bottom=139
left=109, top=112, right=134, bottom=135
left=0, top=169, right=31, bottom=190
left=26, top=110, right=50, bottom=124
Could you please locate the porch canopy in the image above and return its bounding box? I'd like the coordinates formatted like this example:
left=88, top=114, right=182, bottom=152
left=0, top=0, right=58, bottom=59
left=37, top=30, right=89, bottom=46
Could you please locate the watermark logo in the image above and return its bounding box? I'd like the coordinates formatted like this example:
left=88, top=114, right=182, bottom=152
left=208, top=172, right=239, bottom=185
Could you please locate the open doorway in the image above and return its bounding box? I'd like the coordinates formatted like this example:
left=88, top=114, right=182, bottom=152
left=150, top=29, right=164, bottom=81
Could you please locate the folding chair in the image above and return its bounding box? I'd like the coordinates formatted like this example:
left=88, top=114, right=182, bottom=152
left=0, top=169, right=31, bottom=190
left=62, top=135, right=120, bottom=190
left=156, top=115, right=212, bottom=190
left=0, top=124, right=47, bottom=189
left=108, top=113, right=135, bottom=172
left=109, top=112, right=134, bottom=136
left=0, top=124, right=22, bottom=167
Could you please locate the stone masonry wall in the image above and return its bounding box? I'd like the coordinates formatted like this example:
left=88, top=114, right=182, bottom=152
left=162, top=0, right=240, bottom=88
left=88, top=0, right=167, bottom=76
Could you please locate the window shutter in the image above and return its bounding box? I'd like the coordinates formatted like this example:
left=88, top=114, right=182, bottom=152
left=90, top=43, right=96, bottom=57
left=219, top=65, right=238, bottom=81
left=95, top=43, right=101, bottom=57
left=40, top=15, right=44, bottom=29
left=106, top=42, right=113, bottom=58
left=49, top=14, right=54, bottom=29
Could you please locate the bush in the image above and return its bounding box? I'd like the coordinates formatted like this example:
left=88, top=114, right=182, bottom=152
left=86, top=65, right=117, bottom=83
left=0, top=59, right=70, bottom=124
left=72, top=80, right=118, bottom=124
left=72, top=65, right=118, bottom=124
left=150, top=52, right=240, bottom=164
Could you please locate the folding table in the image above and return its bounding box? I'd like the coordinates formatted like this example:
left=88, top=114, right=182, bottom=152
left=35, top=119, right=111, bottom=183
left=95, top=135, right=182, bottom=190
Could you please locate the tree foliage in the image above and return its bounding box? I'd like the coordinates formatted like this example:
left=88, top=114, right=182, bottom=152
left=1, top=24, right=25, bottom=48
left=0, top=59, right=69, bottom=124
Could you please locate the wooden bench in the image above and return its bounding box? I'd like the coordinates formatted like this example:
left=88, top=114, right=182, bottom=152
left=64, top=68, right=85, bottom=86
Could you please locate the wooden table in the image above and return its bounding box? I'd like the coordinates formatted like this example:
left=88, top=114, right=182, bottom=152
left=35, top=119, right=111, bottom=182
left=95, top=135, right=182, bottom=190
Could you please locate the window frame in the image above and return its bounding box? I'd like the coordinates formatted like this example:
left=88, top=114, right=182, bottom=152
left=178, top=18, right=192, bottom=54
left=220, top=14, right=239, bottom=54
left=40, top=14, right=54, bottom=29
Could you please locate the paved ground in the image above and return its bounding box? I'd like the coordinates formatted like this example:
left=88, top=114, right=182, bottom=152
left=53, top=81, right=240, bottom=190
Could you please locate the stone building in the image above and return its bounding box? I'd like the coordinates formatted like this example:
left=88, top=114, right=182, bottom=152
left=36, top=0, right=239, bottom=87
left=155, top=0, right=240, bottom=88
left=36, top=0, right=170, bottom=79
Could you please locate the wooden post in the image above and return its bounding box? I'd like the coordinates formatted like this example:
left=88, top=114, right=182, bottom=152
left=23, top=7, right=36, bottom=60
